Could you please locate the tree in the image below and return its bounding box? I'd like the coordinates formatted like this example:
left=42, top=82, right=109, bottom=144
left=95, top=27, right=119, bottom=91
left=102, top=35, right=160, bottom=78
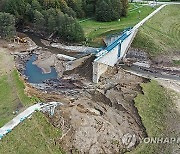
left=121, top=0, right=128, bottom=17
left=96, top=0, right=113, bottom=22
left=85, top=3, right=94, bottom=16
left=111, top=0, right=122, bottom=19
left=25, top=3, right=34, bottom=21
left=71, top=19, right=85, bottom=42
left=59, top=0, right=76, bottom=18
left=0, top=12, right=16, bottom=39
left=65, top=0, right=85, bottom=18
left=31, top=0, right=42, bottom=11
left=96, top=0, right=124, bottom=22
left=56, top=11, right=65, bottom=37
left=0, top=0, right=6, bottom=11
left=47, top=15, right=57, bottom=33
left=82, top=0, right=96, bottom=17
left=56, top=13, right=84, bottom=42
left=33, top=10, right=45, bottom=31
left=4, top=0, right=27, bottom=20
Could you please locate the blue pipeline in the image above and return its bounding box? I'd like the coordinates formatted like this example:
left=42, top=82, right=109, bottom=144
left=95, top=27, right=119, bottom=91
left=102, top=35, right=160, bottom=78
left=95, top=27, right=133, bottom=61
left=105, top=27, right=132, bottom=52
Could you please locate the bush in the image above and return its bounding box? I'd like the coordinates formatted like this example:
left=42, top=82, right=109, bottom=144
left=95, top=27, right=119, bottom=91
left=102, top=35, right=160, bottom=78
left=121, top=0, right=128, bottom=17
left=0, top=12, right=16, bottom=39
left=33, top=10, right=45, bottom=31
left=96, top=1, right=113, bottom=22
left=96, top=0, right=125, bottom=22
left=56, top=13, right=85, bottom=42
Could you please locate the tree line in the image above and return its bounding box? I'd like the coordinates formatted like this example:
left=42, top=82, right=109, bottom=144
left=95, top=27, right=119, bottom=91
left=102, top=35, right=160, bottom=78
left=0, top=0, right=129, bottom=41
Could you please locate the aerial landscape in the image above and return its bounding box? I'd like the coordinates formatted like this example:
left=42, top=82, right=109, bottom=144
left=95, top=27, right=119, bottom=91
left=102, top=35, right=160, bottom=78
left=0, top=0, right=180, bottom=153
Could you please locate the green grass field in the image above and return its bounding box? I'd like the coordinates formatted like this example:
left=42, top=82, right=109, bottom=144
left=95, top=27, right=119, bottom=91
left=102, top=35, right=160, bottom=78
left=132, top=5, right=180, bottom=56
left=0, top=48, right=64, bottom=153
left=80, top=4, right=158, bottom=47
left=0, top=112, right=64, bottom=154
left=0, top=46, right=41, bottom=127
left=128, top=80, right=180, bottom=154
left=0, top=70, right=39, bottom=127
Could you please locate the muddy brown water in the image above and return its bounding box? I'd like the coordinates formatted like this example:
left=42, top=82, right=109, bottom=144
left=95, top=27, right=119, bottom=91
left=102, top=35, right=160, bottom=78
left=24, top=32, right=88, bottom=58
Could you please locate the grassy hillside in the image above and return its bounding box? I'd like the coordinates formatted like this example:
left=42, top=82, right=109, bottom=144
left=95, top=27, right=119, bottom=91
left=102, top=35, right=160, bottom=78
left=80, top=4, right=158, bottom=47
left=132, top=5, right=180, bottom=56
left=0, top=47, right=39, bottom=127
left=0, top=72, right=35, bottom=127
left=0, top=46, right=63, bottom=154
left=0, top=112, right=64, bottom=154
left=129, top=80, right=180, bottom=154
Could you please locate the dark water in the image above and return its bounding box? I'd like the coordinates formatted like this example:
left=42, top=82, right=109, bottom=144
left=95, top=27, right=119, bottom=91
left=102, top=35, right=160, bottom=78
left=24, top=54, right=58, bottom=83
left=24, top=31, right=87, bottom=58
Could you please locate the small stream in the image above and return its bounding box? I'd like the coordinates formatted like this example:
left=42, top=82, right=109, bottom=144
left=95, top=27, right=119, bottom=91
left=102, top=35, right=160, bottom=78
left=24, top=54, right=58, bottom=83
left=22, top=32, right=89, bottom=83
left=24, top=32, right=87, bottom=58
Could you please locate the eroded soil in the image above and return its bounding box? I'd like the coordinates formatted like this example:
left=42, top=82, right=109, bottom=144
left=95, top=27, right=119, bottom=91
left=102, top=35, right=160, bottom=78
left=8, top=37, right=180, bottom=153
left=39, top=66, right=148, bottom=153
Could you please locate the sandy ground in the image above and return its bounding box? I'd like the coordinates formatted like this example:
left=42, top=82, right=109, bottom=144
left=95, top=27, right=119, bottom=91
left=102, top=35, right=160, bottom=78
left=0, top=47, right=14, bottom=75
left=0, top=38, right=37, bottom=53
left=33, top=50, right=56, bottom=73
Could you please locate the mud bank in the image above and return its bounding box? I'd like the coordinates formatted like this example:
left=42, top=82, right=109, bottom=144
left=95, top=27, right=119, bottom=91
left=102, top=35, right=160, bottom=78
left=24, top=31, right=98, bottom=58
left=13, top=36, right=149, bottom=153
left=14, top=50, right=87, bottom=93
left=46, top=66, right=148, bottom=154
left=16, top=49, right=148, bottom=153
left=124, top=48, right=180, bottom=80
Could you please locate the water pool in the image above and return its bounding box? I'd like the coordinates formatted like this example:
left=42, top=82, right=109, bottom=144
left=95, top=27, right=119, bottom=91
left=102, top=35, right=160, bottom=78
left=24, top=54, right=58, bottom=83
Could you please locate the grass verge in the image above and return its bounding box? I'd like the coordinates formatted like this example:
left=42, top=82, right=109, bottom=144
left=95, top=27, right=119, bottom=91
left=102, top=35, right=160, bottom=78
left=12, top=70, right=39, bottom=105
left=0, top=112, right=64, bottom=154
left=132, top=5, right=180, bottom=57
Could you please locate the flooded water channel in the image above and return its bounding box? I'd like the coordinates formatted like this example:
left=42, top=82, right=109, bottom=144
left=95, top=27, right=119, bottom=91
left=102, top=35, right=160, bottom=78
left=24, top=54, right=58, bottom=83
